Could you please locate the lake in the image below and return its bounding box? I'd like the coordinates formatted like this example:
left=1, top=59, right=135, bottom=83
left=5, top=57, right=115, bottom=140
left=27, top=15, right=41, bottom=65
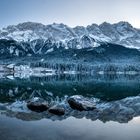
left=0, top=73, right=140, bottom=140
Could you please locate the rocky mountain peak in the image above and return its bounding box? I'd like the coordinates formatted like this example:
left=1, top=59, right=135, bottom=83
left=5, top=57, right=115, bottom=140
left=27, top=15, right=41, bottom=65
left=0, top=21, right=140, bottom=49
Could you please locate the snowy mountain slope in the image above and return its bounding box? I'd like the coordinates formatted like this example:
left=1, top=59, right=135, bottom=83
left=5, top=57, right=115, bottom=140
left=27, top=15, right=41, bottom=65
left=0, top=21, right=140, bottom=49
left=0, top=38, right=140, bottom=66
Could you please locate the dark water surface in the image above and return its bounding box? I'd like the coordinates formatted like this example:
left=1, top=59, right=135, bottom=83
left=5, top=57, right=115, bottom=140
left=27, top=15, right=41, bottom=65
left=0, top=73, right=140, bottom=102
left=0, top=73, right=140, bottom=140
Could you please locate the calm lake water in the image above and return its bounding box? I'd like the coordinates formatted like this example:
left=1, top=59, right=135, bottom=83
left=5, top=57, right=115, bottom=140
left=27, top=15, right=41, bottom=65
left=0, top=73, right=140, bottom=140
left=1, top=115, right=140, bottom=140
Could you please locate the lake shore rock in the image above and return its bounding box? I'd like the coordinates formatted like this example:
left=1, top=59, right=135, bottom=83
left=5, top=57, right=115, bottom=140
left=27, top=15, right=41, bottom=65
left=49, top=105, right=65, bottom=116
left=27, top=97, right=49, bottom=112
left=68, top=95, right=96, bottom=111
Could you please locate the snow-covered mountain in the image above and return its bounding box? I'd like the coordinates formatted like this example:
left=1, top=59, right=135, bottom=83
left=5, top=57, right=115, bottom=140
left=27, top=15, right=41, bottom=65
left=1, top=21, right=140, bottom=66
left=1, top=21, right=140, bottom=49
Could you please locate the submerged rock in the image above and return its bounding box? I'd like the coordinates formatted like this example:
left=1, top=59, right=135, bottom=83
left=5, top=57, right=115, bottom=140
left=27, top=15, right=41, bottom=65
left=68, top=95, right=96, bottom=111
left=49, top=105, right=65, bottom=116
left=27, top=97, right=49, bottom=112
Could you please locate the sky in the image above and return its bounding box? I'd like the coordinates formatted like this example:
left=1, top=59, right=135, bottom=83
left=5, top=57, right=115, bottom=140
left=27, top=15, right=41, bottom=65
left=0, top=0, right=140, bottom=28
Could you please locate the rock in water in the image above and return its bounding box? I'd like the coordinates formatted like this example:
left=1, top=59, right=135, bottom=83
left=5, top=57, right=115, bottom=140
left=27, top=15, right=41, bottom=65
left=27, top=97, right=49, bottom=112
left=49, top=105, right=65, bottom=116
left=68, top=95, right=96, bottom=111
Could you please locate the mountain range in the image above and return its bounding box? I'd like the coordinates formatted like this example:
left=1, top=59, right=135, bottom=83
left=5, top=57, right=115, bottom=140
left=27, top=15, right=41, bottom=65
left=1, top=21, right=140, bottom=49
left=0, top=21, right=140, bottom=66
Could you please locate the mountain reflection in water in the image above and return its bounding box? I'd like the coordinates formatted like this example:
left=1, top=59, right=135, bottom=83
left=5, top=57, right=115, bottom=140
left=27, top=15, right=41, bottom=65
left=0, top=73, right=140, bottom=124
left=0, top=73, right=140, bottom=102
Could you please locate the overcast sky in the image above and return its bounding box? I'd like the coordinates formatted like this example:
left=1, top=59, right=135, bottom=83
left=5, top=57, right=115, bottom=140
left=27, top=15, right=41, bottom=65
left=0, top=0, right=140, bottom=28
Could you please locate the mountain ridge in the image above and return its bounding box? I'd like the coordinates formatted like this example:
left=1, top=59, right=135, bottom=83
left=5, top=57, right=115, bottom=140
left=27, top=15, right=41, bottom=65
left=1, top=21, right=140, bottom=49
left=1, top=21, right=140, bottom=66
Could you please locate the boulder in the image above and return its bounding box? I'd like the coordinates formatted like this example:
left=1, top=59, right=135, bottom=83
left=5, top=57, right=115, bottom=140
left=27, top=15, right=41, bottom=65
left=68, top=95, right=96, bottom=111
left=49, top=105, right=65, bottom=116
left=27, top=97, right=49, bottom=112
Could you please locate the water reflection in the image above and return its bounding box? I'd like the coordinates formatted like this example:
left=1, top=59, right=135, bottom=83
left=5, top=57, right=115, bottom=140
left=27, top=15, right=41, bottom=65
left=0, top=114, right=140, bottom=140
left=0, top=73, right=140, bottom=102
left=0, top=73, right=140, bottom=123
